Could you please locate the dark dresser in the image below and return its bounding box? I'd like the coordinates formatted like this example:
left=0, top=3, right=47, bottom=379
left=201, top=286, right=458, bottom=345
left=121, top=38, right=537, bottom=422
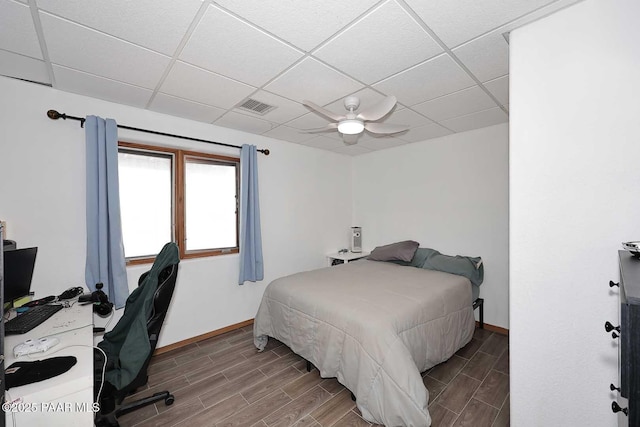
left=613, top=251, right=640, bottom=426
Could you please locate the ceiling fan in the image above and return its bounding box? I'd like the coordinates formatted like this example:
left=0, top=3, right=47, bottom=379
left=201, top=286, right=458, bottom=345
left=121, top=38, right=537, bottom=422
left=302, top=95, right=408, bottom=145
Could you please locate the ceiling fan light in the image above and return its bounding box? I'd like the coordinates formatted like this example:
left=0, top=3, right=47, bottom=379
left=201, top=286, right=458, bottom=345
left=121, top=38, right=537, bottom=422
left=337, top=119, right=364, bottom=135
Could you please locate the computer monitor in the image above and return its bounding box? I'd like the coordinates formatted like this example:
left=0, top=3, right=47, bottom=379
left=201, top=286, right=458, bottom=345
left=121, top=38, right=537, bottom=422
left=3, top=247, right=37, bottom=304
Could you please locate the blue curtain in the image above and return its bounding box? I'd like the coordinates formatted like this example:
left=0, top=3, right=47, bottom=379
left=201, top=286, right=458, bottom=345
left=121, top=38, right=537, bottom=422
left=85, top=116, right=129, bottom=308
left=238, top=144, right=264, bottom=284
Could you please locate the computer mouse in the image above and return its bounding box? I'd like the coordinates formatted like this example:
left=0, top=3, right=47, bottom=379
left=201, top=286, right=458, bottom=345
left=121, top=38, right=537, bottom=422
left=58, top=287, right=84, bottom=300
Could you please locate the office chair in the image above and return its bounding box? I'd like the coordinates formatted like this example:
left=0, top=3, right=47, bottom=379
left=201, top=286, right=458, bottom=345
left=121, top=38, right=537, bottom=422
left=94, top=243, right=180, bottom=427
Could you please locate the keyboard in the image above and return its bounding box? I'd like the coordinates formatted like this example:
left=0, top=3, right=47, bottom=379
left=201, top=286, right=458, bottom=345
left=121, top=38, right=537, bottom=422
left=4, top=304, right=64, bottom=335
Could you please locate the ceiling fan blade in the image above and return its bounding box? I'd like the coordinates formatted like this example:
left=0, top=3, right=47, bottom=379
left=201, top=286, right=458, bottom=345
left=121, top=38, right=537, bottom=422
left=300, top=123, right=339, bottom=133
left=356, top=95, right=397, bottom=121
left=343, top=133, right=359, bottom=145
left=364, top=122, right=409, bottom=134
left=302, top=100, right=345, bottom=122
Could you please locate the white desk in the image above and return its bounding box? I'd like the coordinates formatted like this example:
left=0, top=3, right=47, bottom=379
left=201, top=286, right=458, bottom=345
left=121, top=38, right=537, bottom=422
left=4, top=303, right=94, bottom=426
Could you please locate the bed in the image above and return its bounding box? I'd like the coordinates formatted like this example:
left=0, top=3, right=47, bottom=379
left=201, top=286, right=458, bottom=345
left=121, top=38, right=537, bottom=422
left=253, top=256, right=479, bottom=426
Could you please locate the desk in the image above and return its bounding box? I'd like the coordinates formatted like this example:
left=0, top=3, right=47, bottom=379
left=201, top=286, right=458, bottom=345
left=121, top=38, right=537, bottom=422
left=4, top=303, right=94, bottom=426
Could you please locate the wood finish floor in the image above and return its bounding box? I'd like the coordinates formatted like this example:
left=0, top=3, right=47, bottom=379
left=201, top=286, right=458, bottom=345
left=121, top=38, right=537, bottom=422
left=116, top=326, right=509, bottom=427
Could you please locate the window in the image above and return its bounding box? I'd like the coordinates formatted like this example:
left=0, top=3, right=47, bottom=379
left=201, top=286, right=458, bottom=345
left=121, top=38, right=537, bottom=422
left=118, top=142, right=239, bottom=264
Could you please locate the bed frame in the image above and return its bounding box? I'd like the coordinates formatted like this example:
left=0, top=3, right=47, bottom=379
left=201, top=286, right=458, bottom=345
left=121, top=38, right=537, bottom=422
left=473, top=297, right=484, bottom=329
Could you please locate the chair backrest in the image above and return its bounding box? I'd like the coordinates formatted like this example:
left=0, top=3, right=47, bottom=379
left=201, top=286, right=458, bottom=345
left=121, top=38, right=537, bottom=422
left=140, top=263, right=178, bottom=352
left=116, top=263, right=178, bottom=397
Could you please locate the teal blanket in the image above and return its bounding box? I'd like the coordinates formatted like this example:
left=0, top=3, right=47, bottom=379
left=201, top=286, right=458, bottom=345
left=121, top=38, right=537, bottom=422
left=404, top=248, right=484, bottom=287
left=98, top=242, right=179, bottom=390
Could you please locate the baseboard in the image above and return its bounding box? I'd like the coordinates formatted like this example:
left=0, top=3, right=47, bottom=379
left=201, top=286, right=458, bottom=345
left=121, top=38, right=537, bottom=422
left=477, top=321, right=509, bottom=336
left=154, top=318, right=254, bottom=355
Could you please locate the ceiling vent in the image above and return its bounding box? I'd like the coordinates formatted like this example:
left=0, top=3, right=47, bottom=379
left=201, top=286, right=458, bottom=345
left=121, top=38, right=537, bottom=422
left=236, top=98, right=277, bottom=116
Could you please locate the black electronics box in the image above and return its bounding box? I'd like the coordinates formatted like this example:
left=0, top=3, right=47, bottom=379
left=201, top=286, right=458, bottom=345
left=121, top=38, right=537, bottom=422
left=3, top=240, right=16, bottom=251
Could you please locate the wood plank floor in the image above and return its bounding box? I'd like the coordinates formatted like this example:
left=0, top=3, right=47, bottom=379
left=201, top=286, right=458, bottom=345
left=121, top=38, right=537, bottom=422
left=115, top=326, right=509, bottom=427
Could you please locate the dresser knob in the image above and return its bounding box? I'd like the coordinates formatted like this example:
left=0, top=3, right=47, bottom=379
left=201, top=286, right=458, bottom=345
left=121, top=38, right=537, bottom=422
left=610, top=280, right=620, bottom=287
left=605, top=321, right=621, bottom=333
left=612, top=401, right=628, bottom=416
left=610, top=383, right=621, bottom=392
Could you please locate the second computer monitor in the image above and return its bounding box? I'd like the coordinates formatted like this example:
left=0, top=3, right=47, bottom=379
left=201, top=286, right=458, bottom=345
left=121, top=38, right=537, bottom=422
left=3, top=247, right=38, bottom=304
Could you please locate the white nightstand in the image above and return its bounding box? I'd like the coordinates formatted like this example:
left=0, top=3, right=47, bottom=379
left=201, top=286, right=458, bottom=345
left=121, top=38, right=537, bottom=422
left=327, top=251, right=370, bottom=266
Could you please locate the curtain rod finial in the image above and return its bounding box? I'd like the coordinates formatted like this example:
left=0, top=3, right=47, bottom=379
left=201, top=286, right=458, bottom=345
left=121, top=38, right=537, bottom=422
left=261, top=149, right=270, bottom=156
left=47, top=109, right=61, bottom=120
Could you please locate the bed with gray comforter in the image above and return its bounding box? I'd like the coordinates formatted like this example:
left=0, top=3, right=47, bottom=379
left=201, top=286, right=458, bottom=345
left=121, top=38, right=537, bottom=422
left=253, top=259, right=475, bottom=426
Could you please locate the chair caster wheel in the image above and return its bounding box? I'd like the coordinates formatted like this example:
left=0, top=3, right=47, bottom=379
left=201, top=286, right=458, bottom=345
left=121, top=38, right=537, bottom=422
left=165, top=395, right=175, bottom=406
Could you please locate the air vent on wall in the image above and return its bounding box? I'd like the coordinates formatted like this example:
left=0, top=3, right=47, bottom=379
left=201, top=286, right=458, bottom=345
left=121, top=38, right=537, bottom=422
left=236, top=98, right=277, bottom=116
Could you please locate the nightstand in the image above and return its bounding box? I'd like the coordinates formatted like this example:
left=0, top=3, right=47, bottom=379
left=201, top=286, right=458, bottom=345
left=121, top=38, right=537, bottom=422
left=327, top=251, right=370, bottom=267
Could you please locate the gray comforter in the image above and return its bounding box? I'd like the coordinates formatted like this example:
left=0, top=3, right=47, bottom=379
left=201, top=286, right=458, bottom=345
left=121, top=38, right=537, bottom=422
left=254, top=260, right=475, bottom=426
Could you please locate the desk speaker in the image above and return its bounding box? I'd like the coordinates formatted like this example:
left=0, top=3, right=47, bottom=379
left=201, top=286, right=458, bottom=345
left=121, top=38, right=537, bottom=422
left=351, top=227, right=362, bottom=253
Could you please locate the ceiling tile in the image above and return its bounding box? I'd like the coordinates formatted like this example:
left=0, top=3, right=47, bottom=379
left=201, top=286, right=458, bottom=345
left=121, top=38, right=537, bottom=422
left=214, top=111, right=274, bottom=134
left=358, top=134, right=407, bottom=151
left=324, top=88, right=386, bottom=114
left=404, top=0, right=555, bottom=47
left=378, top=108, right=432, bottom=127
left=0, top=0, right=43, bottom=59
left=301, top=135, right=346, bottom=150
left=440, top=106, right=508, bottom=133
left=160, top=61, right=256, bottom=109
left=314, top=0, right=442, bottom=84
left=264, top=57, right=363, bottom=105
left=235, top=90, right=308, bottom=124
left=213, top=0, right=379, bottom=52
left=443, top=0, right=583, bottom=85
left=397, top=122, right=453, bottom=143
left=262, top=125, right=315, bottom=144
left=373, top=54, right=475, bottom=106
left=453, top=32, right=509, bottom=83
left=52, top=65, right=152, bottom=108
left=499, top=0, right=583, bottom=35
left=180, top=5, right=303, bottom=87
left=149, top=93, right=226, bottom=123
left=319, top=131, right=343, bottom=141
left=484, top=74, right=508, bottom=106
left=0, top=50, right=50, bottom=84
left=40, top=12, right=171, bottom=89
left=285, top=112, right=335, bottom=131
left=36, top=0, right=203, bottom=55
left=412, top=85, right=497, bottom=122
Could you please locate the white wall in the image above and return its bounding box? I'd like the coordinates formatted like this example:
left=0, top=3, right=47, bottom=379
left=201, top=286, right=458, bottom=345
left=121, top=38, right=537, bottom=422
left=0, top=76, right=353, bottom=347
left=510, top=0, right=640, bottom=425
left=352, top=124, right=509, bottom=328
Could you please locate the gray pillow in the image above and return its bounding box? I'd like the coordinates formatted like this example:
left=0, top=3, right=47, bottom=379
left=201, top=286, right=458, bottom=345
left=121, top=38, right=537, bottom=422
left=368, top=240, right=420, bottom=262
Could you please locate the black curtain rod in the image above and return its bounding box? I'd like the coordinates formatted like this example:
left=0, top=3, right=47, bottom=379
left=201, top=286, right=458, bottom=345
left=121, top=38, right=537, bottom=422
left=46, top=109, right=270, bottom=155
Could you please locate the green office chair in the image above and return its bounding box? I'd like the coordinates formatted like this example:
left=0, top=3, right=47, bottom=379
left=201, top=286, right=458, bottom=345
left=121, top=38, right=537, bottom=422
left=94, top=243, right=180, bottom=427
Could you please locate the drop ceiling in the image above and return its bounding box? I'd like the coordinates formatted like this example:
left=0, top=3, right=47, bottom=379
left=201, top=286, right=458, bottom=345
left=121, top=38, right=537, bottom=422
left=0, top=0, right=580, bottom=155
